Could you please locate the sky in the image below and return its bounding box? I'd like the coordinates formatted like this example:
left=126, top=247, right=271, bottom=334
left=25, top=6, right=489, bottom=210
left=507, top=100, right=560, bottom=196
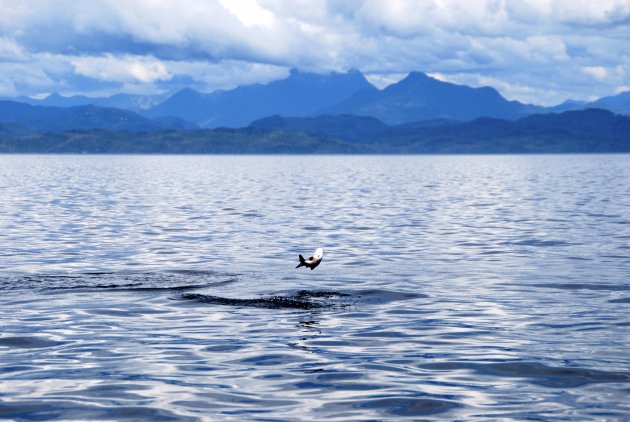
left=0, top=0, right=629, bottom=106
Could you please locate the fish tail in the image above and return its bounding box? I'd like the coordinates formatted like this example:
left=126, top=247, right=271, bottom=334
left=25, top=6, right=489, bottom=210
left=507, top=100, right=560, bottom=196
left=296, top=254, right=306, bottom=268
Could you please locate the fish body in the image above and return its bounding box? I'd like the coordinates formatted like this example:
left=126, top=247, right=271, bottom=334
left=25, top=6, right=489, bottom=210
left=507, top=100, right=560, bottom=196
left=296, top=248, right=323, bottom=270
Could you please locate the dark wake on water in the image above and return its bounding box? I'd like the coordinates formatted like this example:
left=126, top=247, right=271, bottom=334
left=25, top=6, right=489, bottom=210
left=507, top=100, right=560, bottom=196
left=180, top=290, right=350, bottom=310
left=1, top=155, right=630, bottom=420
left=1, top=271, right=425, bottom=310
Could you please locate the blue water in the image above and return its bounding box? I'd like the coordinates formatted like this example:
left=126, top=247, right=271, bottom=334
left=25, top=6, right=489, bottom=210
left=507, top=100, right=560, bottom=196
left=0, top=154, right=629, bottom=420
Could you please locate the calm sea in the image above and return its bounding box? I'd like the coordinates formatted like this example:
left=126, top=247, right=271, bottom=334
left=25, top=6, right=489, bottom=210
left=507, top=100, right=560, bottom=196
left=0, top=154, right=629, bottom=420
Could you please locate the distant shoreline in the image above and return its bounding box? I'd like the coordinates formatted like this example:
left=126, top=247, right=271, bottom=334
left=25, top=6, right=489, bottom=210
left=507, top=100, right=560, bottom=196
left=2, top=109, right=628, bottom=154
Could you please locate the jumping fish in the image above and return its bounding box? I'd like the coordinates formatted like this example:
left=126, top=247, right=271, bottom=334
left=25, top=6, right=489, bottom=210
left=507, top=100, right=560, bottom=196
left=296, top=248, right=323, bottom=270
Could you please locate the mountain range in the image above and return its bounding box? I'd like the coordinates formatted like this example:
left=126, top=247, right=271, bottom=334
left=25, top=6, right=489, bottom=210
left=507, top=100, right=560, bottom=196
left=145, top=68, right=376, bottom=127
left=0, top=101, right=197, bottom=132
left=1, top=68, right=629, bottom=154
left=3, top=69, right=629, bottom=132
left=250, top=108, right=630, bottom=152
left=322, top=71, right=540, bottom=123
left=8, top=92, right=166, bottom=113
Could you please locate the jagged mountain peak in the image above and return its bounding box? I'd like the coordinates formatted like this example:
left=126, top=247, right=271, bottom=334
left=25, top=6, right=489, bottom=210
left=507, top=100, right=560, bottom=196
left=146, top=69, right=376, bottom=127
left=323, top=70, right=534, bottom=124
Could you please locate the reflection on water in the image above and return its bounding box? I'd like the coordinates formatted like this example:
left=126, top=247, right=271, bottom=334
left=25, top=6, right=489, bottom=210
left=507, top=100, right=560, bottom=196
left=0, top=155, right=629, bottom=420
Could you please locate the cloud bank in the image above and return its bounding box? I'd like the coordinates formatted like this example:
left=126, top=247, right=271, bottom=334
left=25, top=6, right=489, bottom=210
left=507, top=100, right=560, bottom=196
left=0, top=0, right=628, bottom=105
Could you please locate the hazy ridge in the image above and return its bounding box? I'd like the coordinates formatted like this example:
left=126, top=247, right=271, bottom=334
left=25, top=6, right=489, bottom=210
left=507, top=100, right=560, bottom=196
left=1, top=109, right=628, bottom=154
left=1, top=69, right=629, bottom=153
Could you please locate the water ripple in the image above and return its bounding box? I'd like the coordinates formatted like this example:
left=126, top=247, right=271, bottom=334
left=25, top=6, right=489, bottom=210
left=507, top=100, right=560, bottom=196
left=1, top=155, right=629, bottom=420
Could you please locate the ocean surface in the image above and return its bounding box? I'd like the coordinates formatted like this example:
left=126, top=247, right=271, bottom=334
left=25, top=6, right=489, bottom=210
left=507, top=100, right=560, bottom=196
left=0, top=154, right=629, bottom=421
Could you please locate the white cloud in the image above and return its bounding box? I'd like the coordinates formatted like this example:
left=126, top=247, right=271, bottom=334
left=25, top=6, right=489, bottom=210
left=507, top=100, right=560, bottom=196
left=167, top=59, right=288, bottom=91
left=0, top=0, right=628, bottom=104
left=0, top=36, right=25, bottom=61
left=0, top=61, right=57, bottom=96
left=505, top=0, right=630, bottom=26
left=582, top=66, right=609, bottom=81
left=71, top=54, right=172, bottom=83
left=219, top=0, right=275, bottom=28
